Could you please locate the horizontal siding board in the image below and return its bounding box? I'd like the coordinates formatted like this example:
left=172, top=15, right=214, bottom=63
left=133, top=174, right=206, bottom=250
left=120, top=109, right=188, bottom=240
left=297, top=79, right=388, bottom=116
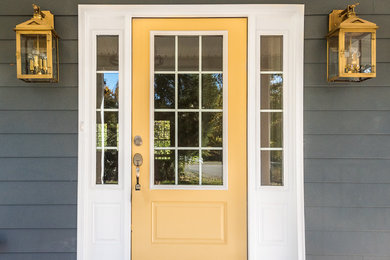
left=307, top=256, right=363, bottom=260
left=374, top=0, right=390, bottom=14
left=305, top=86, right=390, bottom=110
left=305, top=39, right=390, bottom=64
left=0, top=87, right=77, bottom=110
left=0, top=111, right=77, bottom=134
left=0, top=253, right=76, bottom=260
left=0, top=229, right=76, bottom=252
left=305, top=63, right=390, bottom=86
left=306, top=207, right=390, bottom=232
left=306, top=230, right=390, bottom=256
left=304, top=111, right=390, bottom=134
left=305, top=135, right=390, bottom=159
left=0, top=64, right=77, bottom=87
left=0, top=16, right=77, bottom=40
left=0, top=40, right=78, bottom=64
left=0, top=158, right=77, bottom=181
left=305, top=159, right=390, bottom=183
left=0, top=205, right=76, bottom=228
left=0, top=182, right=76, bottom=205
left=0, top=134, right=77, bottom=157
left=305, top=183, right=390, bottom=207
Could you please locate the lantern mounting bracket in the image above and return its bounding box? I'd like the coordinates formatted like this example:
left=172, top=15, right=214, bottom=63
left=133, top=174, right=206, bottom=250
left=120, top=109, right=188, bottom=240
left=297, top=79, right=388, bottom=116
left=32, top=4, right=45, bottom=19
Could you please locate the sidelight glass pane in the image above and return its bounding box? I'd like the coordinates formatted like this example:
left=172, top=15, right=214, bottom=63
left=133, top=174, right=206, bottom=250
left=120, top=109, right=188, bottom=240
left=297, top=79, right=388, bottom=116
left=202, top=150, right=223, bottom=185
left=154, top=112, right=175, bottom=147
left=178, top=150, right=200, bottom=185
left=202, top=74, right=223, bottom=109
left=261, top=74, right=283, bottom=109
left=202, top=36, right=223, bottom=71
left=154, top=74, right=175, bottom=109
left=178, top=36, right=199, bottom=71
left=154, top=36, right=175, bottom=71
left=178, top=112, right=199, bottom=147
left=261, top=36, right=283, bottom=71
left=178, top=74, right=199, bottom=109
left=202, top=112, right=223, bottom=147
left=97, top=73, right=119, bottom=109
left=154, top=149, right=175, bottom=185
left=97, top=36, right=118, bottom=71
left=261, top=150, right=283, bottom=186
left=96, top=149, right=118, bottom=185
left=261, top=112, right=283, bottom=148
left=96, top=112, right=119, bottom=147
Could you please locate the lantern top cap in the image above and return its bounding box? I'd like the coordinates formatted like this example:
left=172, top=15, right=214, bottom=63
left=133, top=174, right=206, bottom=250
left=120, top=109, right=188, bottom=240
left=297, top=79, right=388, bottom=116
left=14, top=4, right=56, bottom=33
left=328, top=3, right=378, bottom=34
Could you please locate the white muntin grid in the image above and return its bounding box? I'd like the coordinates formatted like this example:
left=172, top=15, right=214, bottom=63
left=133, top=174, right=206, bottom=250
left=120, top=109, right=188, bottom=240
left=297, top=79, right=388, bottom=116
left=259, top=35, right=284, bottom=186
left=150, top=31, right=228, bottom=190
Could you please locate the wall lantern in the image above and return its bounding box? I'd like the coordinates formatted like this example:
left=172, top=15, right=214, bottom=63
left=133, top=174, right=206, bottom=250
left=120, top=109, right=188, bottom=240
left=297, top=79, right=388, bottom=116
left=14, top=4, right=59, bottom=82
left=327, top=3, right=378, bottom=82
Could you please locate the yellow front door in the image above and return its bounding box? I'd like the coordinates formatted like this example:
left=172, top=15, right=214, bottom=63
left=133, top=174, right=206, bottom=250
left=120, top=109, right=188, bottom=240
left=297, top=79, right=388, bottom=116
left=132, top=18, right=247, bottom=260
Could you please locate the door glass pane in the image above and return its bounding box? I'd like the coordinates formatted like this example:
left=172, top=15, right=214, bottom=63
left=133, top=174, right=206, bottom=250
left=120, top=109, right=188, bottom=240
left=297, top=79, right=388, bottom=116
left=202, top=73, right=223, bottom=109
left=154, top=149, right=175, bottom=185
left=261, top=36, right=283, bottom=71
left=178, top=150, right=200, bottom=185
left=178, top=112, right=199, bottom=147
left=178, top=74, right=199, bottom=109
left=153, top=34, right=225, bottom=187
left=202, top=36, right=223, bottom=71
left=154, top=74, right=175, bottom=109
left=178, top=36, right=199, bottom=71
left=202, top=150, right=223, bottom=185
left=154, top=36, right=175, bottom=71
left=96, top=35, right=119, bottom=185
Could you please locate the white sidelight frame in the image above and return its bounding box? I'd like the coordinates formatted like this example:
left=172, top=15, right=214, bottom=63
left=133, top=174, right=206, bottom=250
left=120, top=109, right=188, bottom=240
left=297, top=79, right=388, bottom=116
left=78, top=4, right=304, bottom=260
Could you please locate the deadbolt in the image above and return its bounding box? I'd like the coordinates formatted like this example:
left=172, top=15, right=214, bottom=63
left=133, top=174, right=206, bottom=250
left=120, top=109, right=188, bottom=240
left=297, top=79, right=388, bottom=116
left=134, top=135, right=143, bottom=146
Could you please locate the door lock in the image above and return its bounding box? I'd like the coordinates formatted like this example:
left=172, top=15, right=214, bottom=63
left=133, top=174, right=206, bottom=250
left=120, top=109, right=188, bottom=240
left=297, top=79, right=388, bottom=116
left=133, top=153, right=143, bottom=191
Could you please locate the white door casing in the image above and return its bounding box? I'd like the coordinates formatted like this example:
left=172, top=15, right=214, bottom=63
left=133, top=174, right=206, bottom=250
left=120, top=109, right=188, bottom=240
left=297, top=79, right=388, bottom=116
left=78, top=4, right=305, bottom=260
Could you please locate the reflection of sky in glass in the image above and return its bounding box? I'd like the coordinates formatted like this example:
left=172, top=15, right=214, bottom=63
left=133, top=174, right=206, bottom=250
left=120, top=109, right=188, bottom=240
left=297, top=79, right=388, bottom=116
left=104, top=73, right=119, bottom=92
left=271, top=74, right=283, bottom=85
left=211, top=73, right=223, bottom=90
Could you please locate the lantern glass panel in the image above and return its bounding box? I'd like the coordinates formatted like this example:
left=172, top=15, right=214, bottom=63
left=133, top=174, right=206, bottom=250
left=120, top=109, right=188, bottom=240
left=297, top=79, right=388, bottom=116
left=52, top=34, right=58, bottom=80
left=20, top=34, right=48, bottom=75
left=328, top=35, right=339, bottom=79
left=343, top=32, right=372, bottom=74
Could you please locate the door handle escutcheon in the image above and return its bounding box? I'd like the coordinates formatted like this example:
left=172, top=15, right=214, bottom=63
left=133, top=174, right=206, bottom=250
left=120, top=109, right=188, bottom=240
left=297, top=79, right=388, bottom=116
left=133, top=153, right=143, bottom=191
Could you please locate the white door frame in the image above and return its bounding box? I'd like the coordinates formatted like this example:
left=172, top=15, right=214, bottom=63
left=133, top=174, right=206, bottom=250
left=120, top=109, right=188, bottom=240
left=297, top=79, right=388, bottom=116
left=78, top=4, right=305, bottom=260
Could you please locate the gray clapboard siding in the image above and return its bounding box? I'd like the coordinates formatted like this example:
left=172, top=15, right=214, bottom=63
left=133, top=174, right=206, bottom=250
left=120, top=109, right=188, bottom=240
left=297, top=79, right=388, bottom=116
left=0, top=134, right=77, bottom=157
left=306, top=255, right=364, bottom=260
left=0, top=87, right=77, bottom=110
left=0, top=16, right=78, bottom=40
left=0, top=253, right=77, bottom=260
left=0, top=229, right=76, bottom=252
left=0, top=40, right=78, bottom=64
left=306, top=230, right=390, bottom=256
left=305, top=159, right=390, bottom=183
left=0, top=205, right=76, bottom=228
left=306, top=207, right=390, bottom=232
left=305, top=135, right=390, bottom=159
left=0, top=64, right=78, bottom=87
left=0, top=111, right=78, bottom=134
left=0, top=182, right=76, bottom=205
left=305, top=111, right=390, bottom=134
left=305, top=86, right=390, bottom=110
left=0, top=158, right=77, bottom=181
left=305, top=183, right=390, bottom=207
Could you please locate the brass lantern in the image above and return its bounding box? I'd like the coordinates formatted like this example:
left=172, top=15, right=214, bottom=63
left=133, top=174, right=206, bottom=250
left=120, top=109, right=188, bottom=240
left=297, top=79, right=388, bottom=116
left=14, top=4, right=59, bottom=82
left=327, top=3, right=378, bottom=82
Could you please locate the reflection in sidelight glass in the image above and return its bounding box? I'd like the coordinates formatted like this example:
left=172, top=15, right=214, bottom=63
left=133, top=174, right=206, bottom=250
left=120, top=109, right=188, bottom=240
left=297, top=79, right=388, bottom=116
left=260, top=35, right=284, bottom=186
left=153, top=34, right=224, bottom=187
left=96, top=35, right=119, bottom=185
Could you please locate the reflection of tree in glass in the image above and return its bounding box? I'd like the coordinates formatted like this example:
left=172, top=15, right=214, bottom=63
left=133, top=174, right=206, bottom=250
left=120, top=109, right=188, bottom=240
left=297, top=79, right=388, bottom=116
left=103, top=150, right=118, bottom=184
left=202, top=74, right=222, bottom=109
left=103, top=79, right=119, bottom=108
left=270, top=74, right=282, bottom=109
left=178, top=74, right=199, bottom=109
left=202, top=112, right=222, bottom=147
left=270, top=151, right=283, bottom=185
left=154, top=74, right=175, bottom=108
left=154, top=150, right=175, bottom=184
left=178, top=151, right=199, bottom=185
